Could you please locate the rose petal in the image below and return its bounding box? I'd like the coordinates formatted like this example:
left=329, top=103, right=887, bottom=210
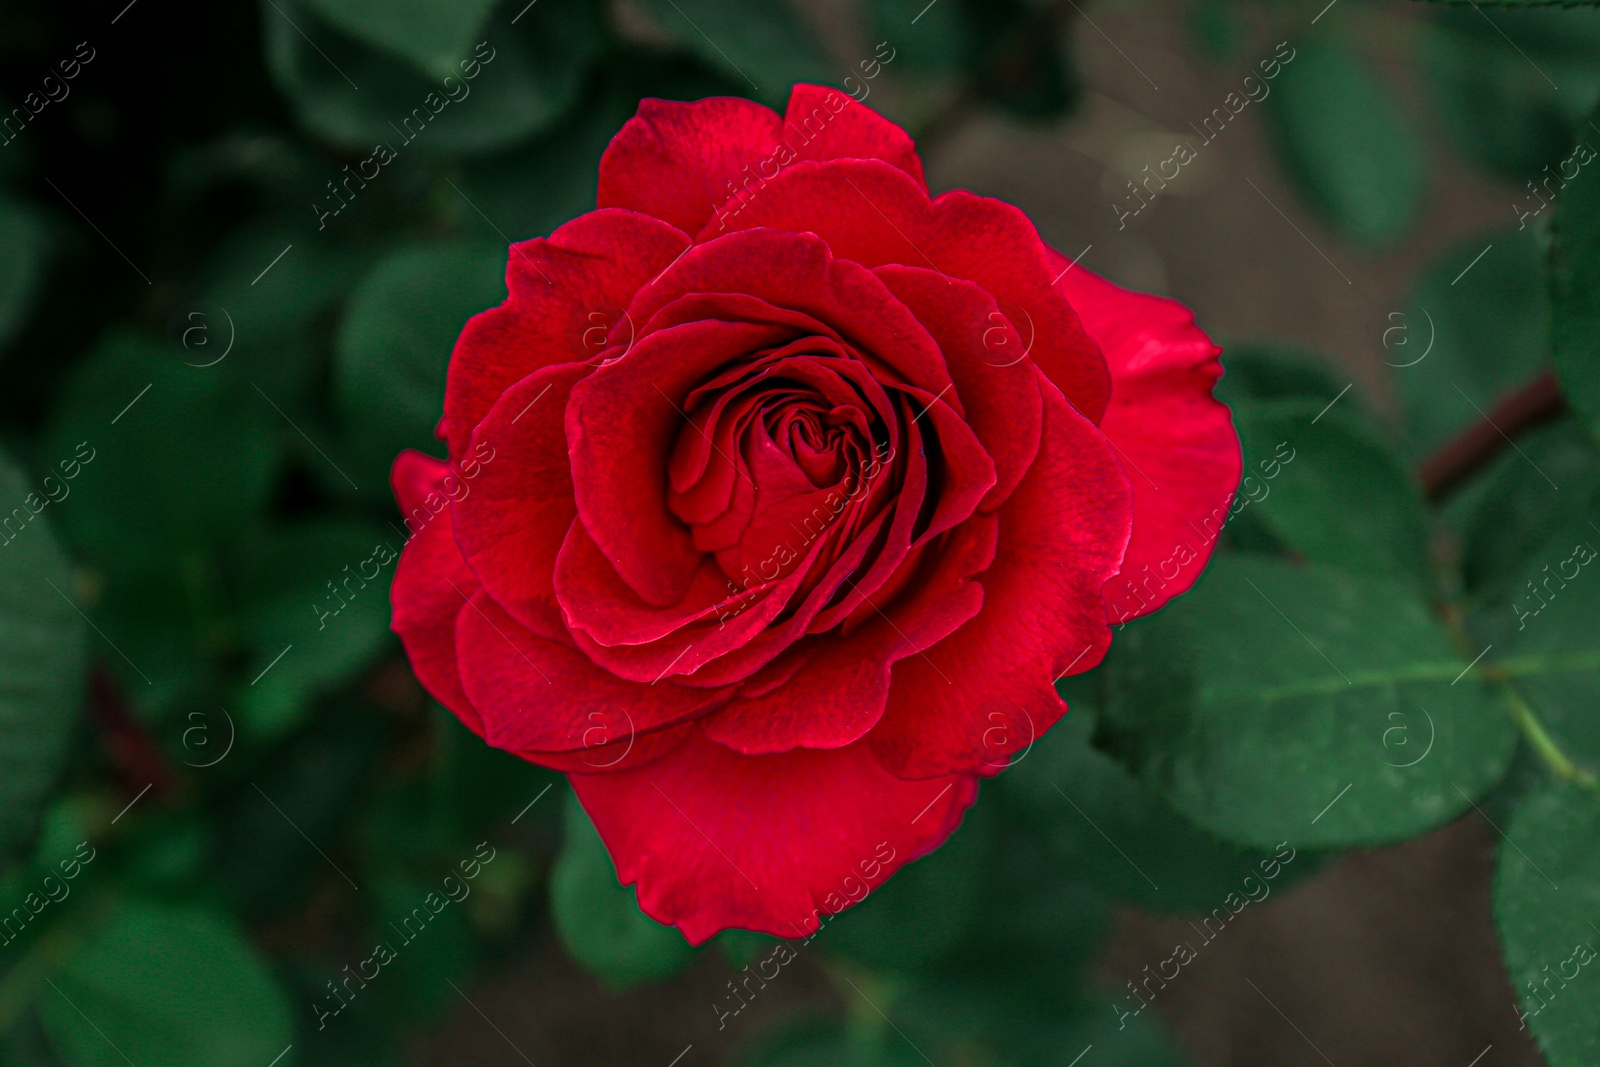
left=454, top=590, right=734, bottom=754
left=600, top=87, right=927, bottom=239
left=608, top=506, right=894, bottom=690
left=706, top=159, right=1111, bottom=422
left=625, top=229, right=955, bottom=402
left=452, top=363, right=589, bottom=633
left=870, top=371, right=1133, bottom=779
left=389, top=451, right=478, bottom=731
left=511, top=722, right=698, bottom=775
left=555, top=516, right=820, bottom=680
left=781, top=85, right=925, bottom=185
left=569, top=729, right=977, bottom=944
left=874, top=264, right=1042, bottom=512
left=442, top=210, right=690, bottom=458
left=565, top=317, right=800, bottom=608
left=598, top=96, right=787, bottom=236
left=894, top=380, right=996, bottom=544
left=1051, top=258, right=1241, bottom=624
left=701, top=512, right=995, bottom=753
left=793, top=387, right=983, bottom=635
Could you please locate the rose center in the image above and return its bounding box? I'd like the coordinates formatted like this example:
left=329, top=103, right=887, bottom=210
left=666, top=364, right=890, bottom=592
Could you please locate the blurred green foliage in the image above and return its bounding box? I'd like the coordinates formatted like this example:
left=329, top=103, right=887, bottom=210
left=0, top=0, right=1597, bottom=1065
left=1266, top=37, right=1425, bottom=248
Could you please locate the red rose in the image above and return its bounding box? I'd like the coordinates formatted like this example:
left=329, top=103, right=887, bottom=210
left=390, top=85, right=1240, bottom=944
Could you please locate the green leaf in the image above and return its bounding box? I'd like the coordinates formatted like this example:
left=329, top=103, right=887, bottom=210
left=83, top=567, right=212, bottom=724
left=736, top=1025, right=928, bottom=1067
left=1100, top=554, right=1517, bottom=850
left=892, top=979, right=1188, bottom=1067
left=1001, top=678, right=1299, bottom=914
left=1395, top=225, right=1549, bottom=458
left=1468, top=533, right=1600, bottom=774
left=216, top=714, right=384, bottom=918
left=1551, top=109, right=1600, bottom=436
left=334, top=242, right=504, bottom=485
left=1206, top=346, right=1355, bottom=558
left=1419, top=0, right=1600, bottom=9
left=0, top=196, right=43, bottom=352
left=549, top=792, right=693, bottom=989
left=1214, top=343, right=1351, bottom=412
left=230, top=519, right=399, bottom=739
left=1266, top=39, right=1425, bottom=247
left=823, top=797, right=994, bottom=974
left=369, top=873, right=479, bottom=1019
left=44, top=334, right=277, bottom=579
left=714, top=927, right=776, bottom=968
left=300, top=0, right=501, bottom=77
left=40, top=896, right=294, bottom=1067
left=455, top=88, right=633, bottom=242
left=435, top=704, right=560, bottom=837
left=1424, top=13, right=1599, bottom=181
left=864, top=0, right=962, bottom=76
left=1236, top=400, right=1432, bottom=593
left=739, top=974, right=1186, bottom=1067
left=1459, top=419, right=1600, bottom=597
left=198, top=226, right=388, bottom=407
left=1190, top=0, right=1243, bottom=60
left=913, top=827, right=1111, bottom=1006
left=0, top=449, right=85, bottom=866
left=1493, top=782, right=1600, bottom=1067
left=629, top=0, right=831, bottom=109
left=360, top=778, right=453, bottom=874
left=117, top=814, right=209, bottom=895
left=265, top=0, right=603, bottom=155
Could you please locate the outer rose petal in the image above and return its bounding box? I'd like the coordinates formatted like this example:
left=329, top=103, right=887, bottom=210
left=569, top=730, right=977, bottom=944
left=780, top=85, right=925, bottom=186
left=453, top=364, right=589, bottom=633
left=511, top=723, right=698, bottom=775
left=454, top=591, right=734, bottom=755
left=442, top=210, right=690, bottom=458
left=598, top=97, right=785, bottom=236
left=600, top=87, right=925, bottom=238
left=1049, top=255, right=1241, bottom=624
left=390, top=451, right=479, bottom=732
left=870, top=373, right=1133, bottom=779
left=710, top=159, right=1111, bottom=422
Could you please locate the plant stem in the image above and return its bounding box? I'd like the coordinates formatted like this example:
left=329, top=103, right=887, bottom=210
left=1418, top=369, right=1565, bottom=500
left=1445, top=616, right=1600, bottom=801
left=1494, top=675, right=1600, bottom=800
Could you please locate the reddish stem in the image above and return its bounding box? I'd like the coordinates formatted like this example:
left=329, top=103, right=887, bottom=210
left=1418, top=369, right=1566, bottom=501
left=89, top=668, right=177, bottom=801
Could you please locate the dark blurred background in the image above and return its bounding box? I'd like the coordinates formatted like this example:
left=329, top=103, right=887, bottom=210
left=0, top=0, right=1586, bottom=1063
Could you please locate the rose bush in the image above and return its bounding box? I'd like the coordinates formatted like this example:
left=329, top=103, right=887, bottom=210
left=390, top=83, right=1240, bottom=944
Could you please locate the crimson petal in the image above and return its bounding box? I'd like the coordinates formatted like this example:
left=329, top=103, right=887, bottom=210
left=1050, top=258, right=1241, bottom=624
left=570, top=730, right=976, bottom=944
left=442, top=210, right=689, bottom=458
left=705, top=159, right=1111, bottom=422
left=870, top=373, right=1133, bottom=779
left=454, top=590, right=734, bottom=755
left=389, top=451, right=479, bottom=731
